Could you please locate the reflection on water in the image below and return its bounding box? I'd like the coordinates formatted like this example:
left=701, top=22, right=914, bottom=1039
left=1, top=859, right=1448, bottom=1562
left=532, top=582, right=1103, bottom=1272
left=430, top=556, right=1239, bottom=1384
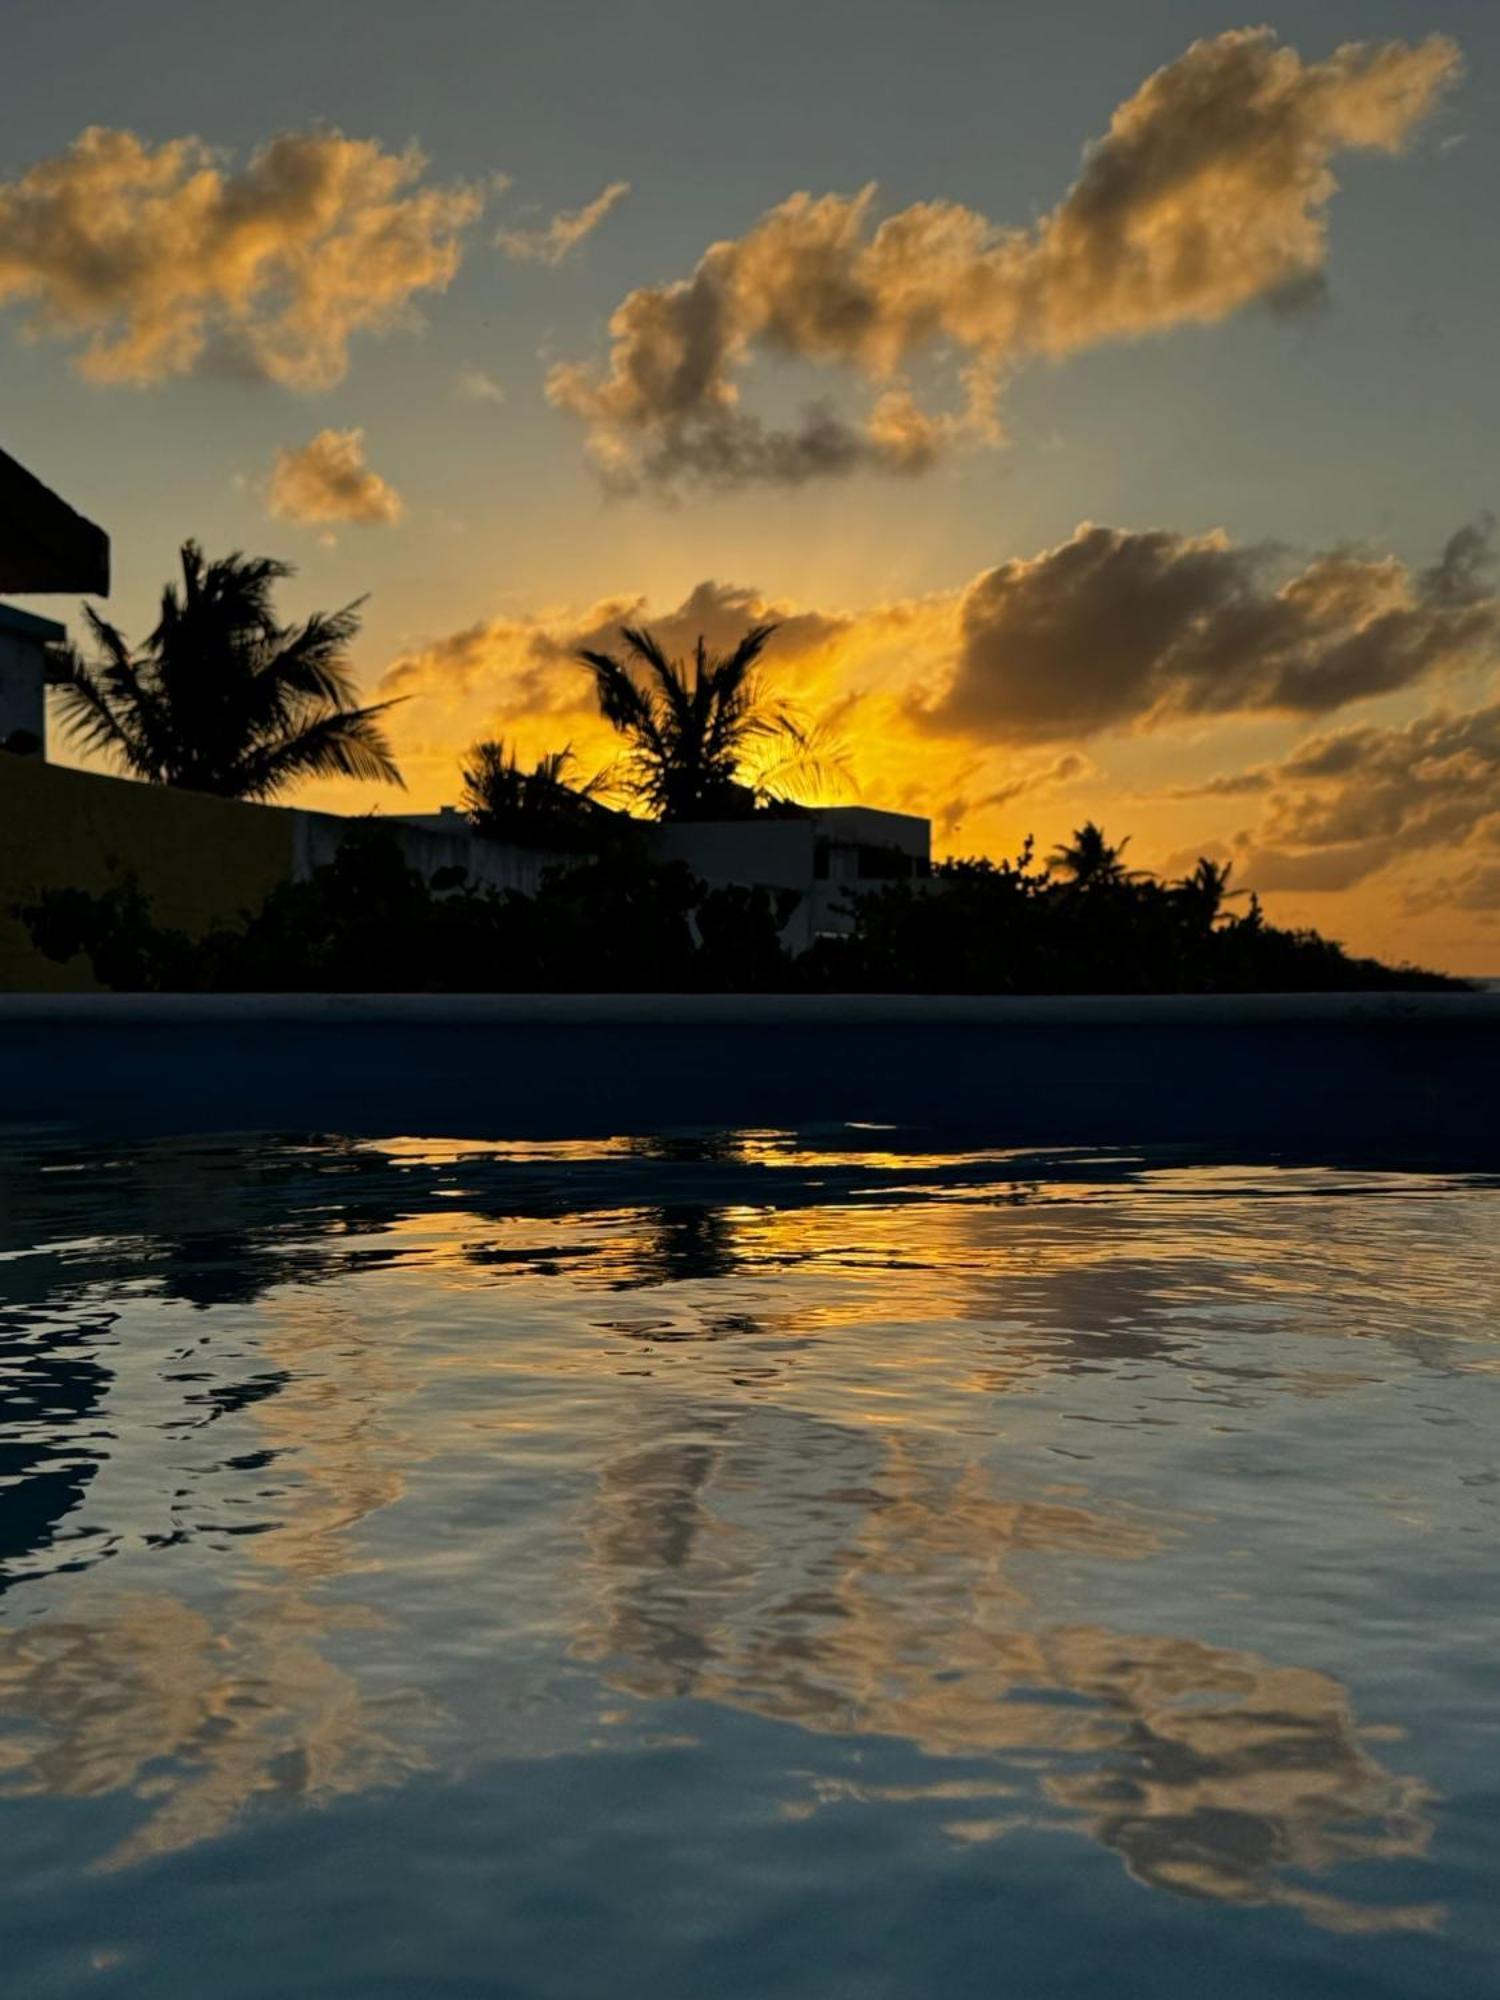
left=0, top=1128, right=1497, bottom=1992
left=576, top=1417, right=1440, bottom=1933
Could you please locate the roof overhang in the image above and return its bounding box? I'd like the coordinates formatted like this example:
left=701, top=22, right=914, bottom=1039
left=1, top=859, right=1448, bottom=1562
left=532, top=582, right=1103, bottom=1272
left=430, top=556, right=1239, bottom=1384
left=0, top=602, right=66, bottom=646
left=0, top=447, right=110, bottom=595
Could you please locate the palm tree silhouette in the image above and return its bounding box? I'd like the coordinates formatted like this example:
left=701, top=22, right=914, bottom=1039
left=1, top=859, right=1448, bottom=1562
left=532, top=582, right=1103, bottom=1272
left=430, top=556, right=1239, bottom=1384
left=460, top=739, right=610, bottom=847
left=54, top=541, right=402, bottom=802
left=1173, top=856, right=1243, bottom=929
left=578, top=623, right=845, bottom=821
left=1047, top=822, right=1140, bottom=890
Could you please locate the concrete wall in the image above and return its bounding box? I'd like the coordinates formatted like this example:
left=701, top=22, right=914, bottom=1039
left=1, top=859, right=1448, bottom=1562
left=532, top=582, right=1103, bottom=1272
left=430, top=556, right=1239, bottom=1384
left=0, top=754, right=294, bottom=990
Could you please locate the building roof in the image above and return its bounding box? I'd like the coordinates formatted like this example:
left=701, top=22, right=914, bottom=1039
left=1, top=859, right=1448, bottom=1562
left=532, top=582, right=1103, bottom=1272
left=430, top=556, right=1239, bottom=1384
left=0, top=602, right=65, bottom=646
left=0, top=447, right=110, bottom=596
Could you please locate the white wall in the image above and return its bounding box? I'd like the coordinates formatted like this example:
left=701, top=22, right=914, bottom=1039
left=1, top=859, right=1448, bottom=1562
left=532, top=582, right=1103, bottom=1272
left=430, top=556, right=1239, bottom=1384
left=0, top=605, right=60, bottom=751
left=642, top=813, right=934, bottom=950
left=645, top=819, right=817, bottom=889
left=814, top=806, right=930, bottom=867
left=288, top=805, right=932, bottom=952
left=290, top=810, right=573, bottom=897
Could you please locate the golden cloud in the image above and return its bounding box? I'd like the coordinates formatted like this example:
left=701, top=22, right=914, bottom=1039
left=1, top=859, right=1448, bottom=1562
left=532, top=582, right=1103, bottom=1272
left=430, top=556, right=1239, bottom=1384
left=1224, top=701, right=1500, bottom=896
left=497, top=181, right=631, bottom=265
left=267, top=428, right=403, bottom=526
left=0, top=127, right=482, bottom=387
left=548, top=29, right=1460, bottom=489
left=374, top=577, right=953, bottom=813
left=935, top=520, right=1497, bottom=741
left=373, top=519, right=1496, bottom=824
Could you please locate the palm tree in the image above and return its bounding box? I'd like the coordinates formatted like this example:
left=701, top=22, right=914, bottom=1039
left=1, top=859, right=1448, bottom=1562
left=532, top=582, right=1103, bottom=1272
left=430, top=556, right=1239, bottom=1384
left=1173, top=856, right=1243, bottom=929
left=54, top=540, right=402, bottom=802
left=460, top=738, right=610, bottom=848
left=1047, top=822, right=1141, bottom=890
left=577, top=623, right=846, bottom=821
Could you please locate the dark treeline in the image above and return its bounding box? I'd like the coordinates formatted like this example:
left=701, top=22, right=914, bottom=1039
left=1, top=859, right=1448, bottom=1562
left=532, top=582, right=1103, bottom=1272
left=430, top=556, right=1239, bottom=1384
left=17, top=824, right=1462, bottom=994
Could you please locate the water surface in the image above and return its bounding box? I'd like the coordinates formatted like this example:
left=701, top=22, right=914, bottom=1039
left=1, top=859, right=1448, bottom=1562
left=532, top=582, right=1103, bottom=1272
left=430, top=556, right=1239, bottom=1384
left=1, top=1129, right=1497, bottom=1997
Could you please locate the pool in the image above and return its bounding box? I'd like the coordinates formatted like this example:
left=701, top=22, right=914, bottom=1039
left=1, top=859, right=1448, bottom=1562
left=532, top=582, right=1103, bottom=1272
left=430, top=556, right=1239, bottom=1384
left=1, top=1125, right=1498, bottom=1997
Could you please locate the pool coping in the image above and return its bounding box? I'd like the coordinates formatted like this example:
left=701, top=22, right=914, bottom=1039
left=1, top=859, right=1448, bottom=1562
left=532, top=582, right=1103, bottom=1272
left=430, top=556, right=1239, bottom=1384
left=2, top=991, right=1497, bottom=1027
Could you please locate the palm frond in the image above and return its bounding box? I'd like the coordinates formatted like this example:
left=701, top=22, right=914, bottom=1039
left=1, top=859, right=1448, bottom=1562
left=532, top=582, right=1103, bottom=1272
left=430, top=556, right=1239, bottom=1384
left=252, top=601, right=368, bottom=712
left=239, top=700, right=405, bottom=800
left=718, top=622, right=780, bottom=683
left=581, top=621, right=809, bottom=819
left=750, top=707, right=855, bottom=805
left=53, top=608, right=176, bottom=779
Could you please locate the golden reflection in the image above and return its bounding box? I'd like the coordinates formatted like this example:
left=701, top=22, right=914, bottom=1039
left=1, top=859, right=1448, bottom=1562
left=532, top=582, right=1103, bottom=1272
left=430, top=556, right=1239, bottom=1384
left=0, top=1281, right=443, bottom=1871
left=575, top=1416, right=1440, bottom=1932
left=0, top=1132, right=1482, bottom=1927
left=239, top=1292, right=413, bottom=1583
left=0, top=1594, right=427, bottom=1872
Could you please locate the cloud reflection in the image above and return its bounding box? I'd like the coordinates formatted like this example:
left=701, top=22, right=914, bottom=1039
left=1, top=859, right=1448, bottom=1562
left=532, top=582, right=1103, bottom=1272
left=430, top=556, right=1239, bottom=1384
left=0, top=1128, right=1483, bottom=1929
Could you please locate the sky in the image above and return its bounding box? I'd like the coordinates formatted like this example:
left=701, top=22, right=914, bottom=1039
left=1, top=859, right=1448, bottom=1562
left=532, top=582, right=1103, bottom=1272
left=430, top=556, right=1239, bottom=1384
left=4, top=0, right=1499, bottom=970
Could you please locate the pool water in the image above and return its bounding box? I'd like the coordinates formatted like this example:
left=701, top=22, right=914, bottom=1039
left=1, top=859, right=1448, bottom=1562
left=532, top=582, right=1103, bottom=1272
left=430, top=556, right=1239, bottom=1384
left=1, top=1128, right=1498, bottom=1998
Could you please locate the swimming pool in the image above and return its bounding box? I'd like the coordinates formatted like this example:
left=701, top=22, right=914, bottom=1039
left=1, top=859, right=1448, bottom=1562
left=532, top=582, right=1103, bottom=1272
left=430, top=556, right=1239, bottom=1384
left=2, top=1124, right=1497, bottom=1997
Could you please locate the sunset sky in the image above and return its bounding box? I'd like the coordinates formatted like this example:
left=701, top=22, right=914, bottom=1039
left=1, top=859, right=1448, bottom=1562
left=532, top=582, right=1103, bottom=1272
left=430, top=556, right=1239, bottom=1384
left=5, top=0, right=1499, bottom=969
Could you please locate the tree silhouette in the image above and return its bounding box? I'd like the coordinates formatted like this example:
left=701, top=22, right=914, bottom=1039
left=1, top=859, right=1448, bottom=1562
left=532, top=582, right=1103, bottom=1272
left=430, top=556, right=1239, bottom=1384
left=1174, top=856, right=1243, bottom=930
left=578, top=623, right=844, bottom=820
left=1048, top=822, right=1141, bottom=890
left=460, top=739, right=610, bottom=849
left=54, top=541, right=402, bottom=801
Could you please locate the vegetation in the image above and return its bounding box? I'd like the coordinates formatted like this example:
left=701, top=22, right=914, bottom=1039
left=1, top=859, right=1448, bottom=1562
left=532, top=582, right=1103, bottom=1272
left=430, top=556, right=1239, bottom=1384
left=460, top=739, right=612, bottom=852
left=800, top=840, right=1456, bottom=993
left=54, top=541, right=402, bottom=802
left=1048, top=821, right=1145, bottom=891
left=15, top=823, right=1462, bottom=994
left=578, top=622, right=846, bottom=820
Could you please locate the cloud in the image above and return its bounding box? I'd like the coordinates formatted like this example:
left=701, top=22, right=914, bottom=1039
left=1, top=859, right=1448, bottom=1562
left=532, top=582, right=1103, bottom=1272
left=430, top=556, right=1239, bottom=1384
left=1264, top=707, right=1500, bottom=851
left=379, top=578, right=856, bottom=712
left=1157, top=700, right=1500, bottom=896
left=267, top=427, right=402, bottom=525
left=929, top=519, right=1497, bottom=742
left=372, top=516, right=1497, bottom=825
left=1403, top=859, right=1500, bottom=915
left=937, top=752, right=1093, bottom=841
left=498, top=181, right=631, bottom=265
left=983, top=751, right=1091, bottom=806
left=0, top=126, right=482, bottom=387
left=1168, top=771, right=1274, bottom=799
left=548, top=29, right=1460, bottom=490
left=455, top=365, right=505, bottom=404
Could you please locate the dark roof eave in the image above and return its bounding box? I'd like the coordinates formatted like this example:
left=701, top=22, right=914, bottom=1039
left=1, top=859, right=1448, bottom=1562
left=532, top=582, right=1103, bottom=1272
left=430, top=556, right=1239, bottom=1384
left=0, top=447, right=110, bottom=596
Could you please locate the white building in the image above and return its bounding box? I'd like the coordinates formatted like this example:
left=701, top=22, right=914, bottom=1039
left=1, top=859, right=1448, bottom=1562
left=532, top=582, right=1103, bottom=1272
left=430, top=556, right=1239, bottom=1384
left=0, top=604, right=64, bottom=755
left=316, top=805, right=573, bottom=897
left=389, top=802, right=932, bottom=949
left=0, top=444, right=110, bottom=759
left=646, top=805, right=932, bottom=950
